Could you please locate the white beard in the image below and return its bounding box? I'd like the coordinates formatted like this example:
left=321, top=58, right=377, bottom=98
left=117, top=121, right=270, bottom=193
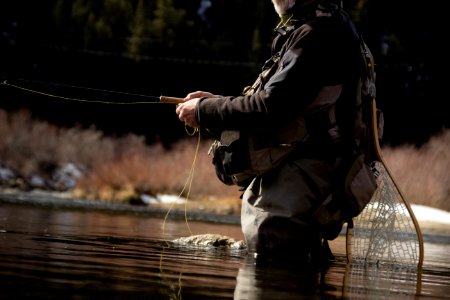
left=272, top=0, right=296, bottom=16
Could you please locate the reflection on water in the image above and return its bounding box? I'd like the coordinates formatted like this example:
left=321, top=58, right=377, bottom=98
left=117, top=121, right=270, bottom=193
left=344, top=260, right=421, bottom=299
left=0, top=202, right=449, bottom=299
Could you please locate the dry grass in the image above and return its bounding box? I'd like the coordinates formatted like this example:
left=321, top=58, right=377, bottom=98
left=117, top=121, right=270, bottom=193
left=0, top=108, right=448, bottom=214
left=73, top=136, right=241, bottom=205
left=0, top=108, right=117, bottom=176
left=382, top=129, right=450, bottom=211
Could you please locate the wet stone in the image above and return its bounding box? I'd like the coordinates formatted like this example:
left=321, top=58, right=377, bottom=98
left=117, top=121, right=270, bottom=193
left=172, top=233, right=246, bottom=250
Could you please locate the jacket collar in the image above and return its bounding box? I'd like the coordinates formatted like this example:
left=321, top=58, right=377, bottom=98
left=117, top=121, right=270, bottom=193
left=274, top=0, right=319, bottom=34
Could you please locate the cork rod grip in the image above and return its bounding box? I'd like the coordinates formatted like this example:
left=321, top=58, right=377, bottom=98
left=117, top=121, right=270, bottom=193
left=159, top=96, right=184, bottom=104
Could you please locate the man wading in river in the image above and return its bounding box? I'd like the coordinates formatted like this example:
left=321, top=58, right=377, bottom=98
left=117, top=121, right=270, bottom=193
left=176, top=0, right=368, bottom=265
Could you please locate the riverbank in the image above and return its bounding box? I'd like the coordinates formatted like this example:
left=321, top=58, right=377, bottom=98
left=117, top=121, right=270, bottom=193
left=0, top=189, right=241, bottom=224
left=1, top=188, right=449, bottom=239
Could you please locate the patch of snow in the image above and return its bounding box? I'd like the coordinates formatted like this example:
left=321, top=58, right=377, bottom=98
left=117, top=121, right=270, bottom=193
left=29, top=175, right=46, bottom=188
left=0, top=165, right=15, bottom=180
left=50, top=163, right=84, bottom=191
left=157, top=194, right=186, bottom=204
left=140, top=194, right=159, bottom=204
left=140, top=194, right=186, bottom=205
left=411, top=204, right=450, bottom=225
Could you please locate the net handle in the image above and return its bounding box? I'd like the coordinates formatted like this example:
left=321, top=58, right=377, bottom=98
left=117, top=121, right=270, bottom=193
left=370, top=99, right=424, bottom=270
left=346, top=219, right=354, bottom=263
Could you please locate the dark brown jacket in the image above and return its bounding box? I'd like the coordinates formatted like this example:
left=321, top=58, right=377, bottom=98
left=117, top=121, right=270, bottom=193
left=196, top=8, right=361, bottom=149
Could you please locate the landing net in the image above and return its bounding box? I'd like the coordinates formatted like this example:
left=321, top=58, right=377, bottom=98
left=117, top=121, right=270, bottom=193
left=344, top=160, right=424, bottom=298
left=350, top=160, right=423, bottom=268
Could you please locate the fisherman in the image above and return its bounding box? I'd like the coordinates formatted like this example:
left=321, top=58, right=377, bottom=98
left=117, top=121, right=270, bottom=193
left=175, top=0, right=364, bottom=265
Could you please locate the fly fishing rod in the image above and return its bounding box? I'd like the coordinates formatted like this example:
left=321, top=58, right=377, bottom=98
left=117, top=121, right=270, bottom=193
left=1, top=78, right=185, bottom=105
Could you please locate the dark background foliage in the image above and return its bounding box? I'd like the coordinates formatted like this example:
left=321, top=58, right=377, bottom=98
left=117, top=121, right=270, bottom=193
left=0, top=0, right=447, bottom=147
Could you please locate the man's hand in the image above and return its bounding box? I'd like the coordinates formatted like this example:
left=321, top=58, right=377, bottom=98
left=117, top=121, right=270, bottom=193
left=176, top=91, right=215, bottom=128
left=176, top=98, right=200, bottom=128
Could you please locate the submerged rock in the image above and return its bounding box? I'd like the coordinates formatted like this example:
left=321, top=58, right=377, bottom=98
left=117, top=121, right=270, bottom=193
left=172, top=233, right=246, bottom=250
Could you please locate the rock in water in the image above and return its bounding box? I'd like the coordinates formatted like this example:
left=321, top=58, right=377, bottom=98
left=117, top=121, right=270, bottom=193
left=172, top=233, right=246, bottom=250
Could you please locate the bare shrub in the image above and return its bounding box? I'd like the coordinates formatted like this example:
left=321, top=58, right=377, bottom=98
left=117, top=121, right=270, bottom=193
left=75, top=136, right=241, bottom=202
left=0, top=109, right=119, bottom=175
left=383, top=129, right=450, bottom=211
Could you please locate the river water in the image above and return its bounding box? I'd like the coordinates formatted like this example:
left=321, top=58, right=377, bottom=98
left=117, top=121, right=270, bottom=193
left=1, top=202, right=449, bottom=299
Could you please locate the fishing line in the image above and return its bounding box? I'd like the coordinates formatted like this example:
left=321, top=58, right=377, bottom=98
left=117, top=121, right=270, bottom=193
left=0, top=78, right=165, bottom=105
left=159, top=127, right=200, bottom=300
left=162, top=127, right=199, bottom=241
left=158, top=246, right=184, bottom=300
left=2, top=77, right=200, bottom=238
left=158, top=127, right=200, bottom=300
